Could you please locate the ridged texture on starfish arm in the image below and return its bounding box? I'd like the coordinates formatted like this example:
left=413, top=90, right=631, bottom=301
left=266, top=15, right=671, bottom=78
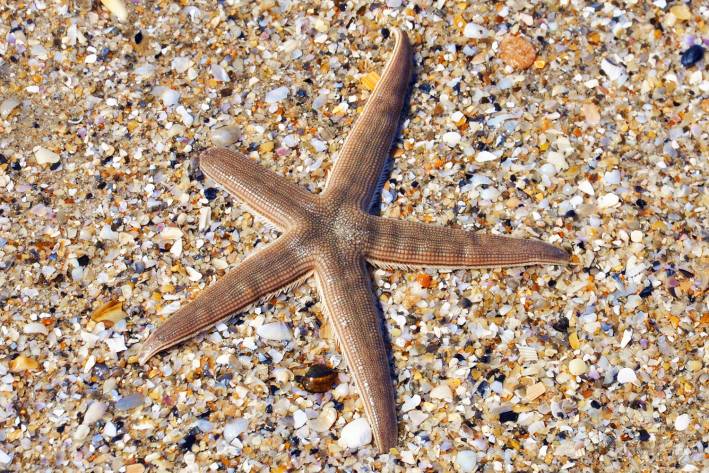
left=324, top=28, right=413, bottom=210
left=138, top=28, right=573, bottom=454
left=200, top=148, right=317, bottom=230
left=138, top=234, right=313, bottom=365
left=365, top=216, right=570, bottom=270
left=315, top=255, right=398, bottom=451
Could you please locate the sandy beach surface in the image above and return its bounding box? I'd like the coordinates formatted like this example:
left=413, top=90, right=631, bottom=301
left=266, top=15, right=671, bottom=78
left=0, top=0, right=706, bottom=471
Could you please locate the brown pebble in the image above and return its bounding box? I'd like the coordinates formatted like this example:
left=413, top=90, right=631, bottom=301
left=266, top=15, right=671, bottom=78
left=300, top=364, right=338, bottom=393
left=125, top=464, right=145, bottom=473
left=499, top=34, right=537, bottom=70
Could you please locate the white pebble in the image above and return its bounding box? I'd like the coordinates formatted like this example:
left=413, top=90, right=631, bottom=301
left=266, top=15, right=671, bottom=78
left=105, top=335, right=127, bottom=353
left=265, top=86, right=289, bottom=104
left=100, top=0, right=128, bottom=22
left=603, top=169, right=621, bottom=185
left=479, top=188, right=500, bottom=201
left=293, top=409, right=307, bottom=429
left=0, top=450, right=11, bottom=464
left=176, top=106, right=193, bottom=127
left=160, top=88, right=180, bottom=107
left=674, top=413, right=690, bottom=431
left=210, top=64, right=229, bottom=82
left=340, top=417, right=372, bottom=449
left=103, top=421, right=117, bottom=437
left=386, top=0, right=402, bottom=7
left=617, top=367, right=637, bottom=384
left=224, top=418, right=248, bottom=442
left=256, top=322, right=292, bottom=341
left=597, top=193, right=619, bottom=209
left=309, top=406, right=337, bottom=432
left=99, top=224, right=119, bottom=241
left=475, top=150, right=498, bottom=162
left=210, top=125, right=241, bottom=146
left=569, top=358, right=587, bottom=376
left=185, top=266, right=202, bottom=282
left=311, top=138, right=327, bottom=152
left=172, top=57, right=192, bottom=73
left=159, top=227, right=183, bottom=240
left=408, top=410, right=428, bottom=427
left=546, top=150, right=568, bottom=170
left=83, top=401, right=107, bottom=425
left=401, top=394, right=421, bottom=413
left=620, top=329, right=632, bottom=348
left=133, top=63, right=155, bottom=77
left=600, top=58, right=627, bottom=83
left=34, top=147, right=60, bottom=165
left=0, top=96, right=20, bottom=117
left=463, top=23, right=487, bottom=39
left=456, top=450, right=478, bottom=472
left=23, top=322, right=48, bottom=335
left=578, top=180, right=595, bottom=196
left=282, top=134, right=300, bottom=148
left=442, top=131, right=461, bottom=147
left=430, top=383, right=453, bottom=401
left=630, top=230, right=643, bottom=243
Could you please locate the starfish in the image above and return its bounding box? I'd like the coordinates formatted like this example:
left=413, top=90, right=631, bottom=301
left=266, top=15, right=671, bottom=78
left=138, top=29, right=571, bottom=452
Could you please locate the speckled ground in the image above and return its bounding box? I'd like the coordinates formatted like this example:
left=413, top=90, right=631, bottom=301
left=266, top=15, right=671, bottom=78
left=0, top=0, right=707, bottom=472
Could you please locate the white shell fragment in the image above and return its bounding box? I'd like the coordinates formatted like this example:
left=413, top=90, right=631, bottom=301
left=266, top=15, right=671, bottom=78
left=210, top=125, right=241, bottom=146
left=597, top=193, right=620, bottom=209
left=442, top=131, right=461, bottom=147
left=82, top=401, right=107, bottom=425
left=456, top=450, right=478, bottom=472
left=100, top=0, right=128, bottom=22
left=34, top=147, right=60, bottom=165
left=293, top=409, right=307, bottom=429
left=674, top=414, right=690, bottom=431
left=340, top=417, right=372, bottom=449
left=475, top=150, right=498, bottom=162
left=0, top=96, right=20, bottom=117
left=265, top=86, right=289, bottom=104
left=430, top=383, right=453, bottom=401
left=617, top=367, right=637, bottom=384
left=309, top=406, right=337, bottom=432
left=256, top=322, right=292, bottom=341
left=569, top=358, right=587, bottom=376
left=223, top=419, right=248, bottom=442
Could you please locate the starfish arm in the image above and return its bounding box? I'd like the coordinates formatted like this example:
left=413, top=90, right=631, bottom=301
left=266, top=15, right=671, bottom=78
left=365, top=217, right=571, bottom=269
left=323, top=28, right=413, bottom=210
left=138, top=233, right=312, bottom=364
left=315, top=256, right=397, bottom=453
left=200, top=147, right=317, bottom=230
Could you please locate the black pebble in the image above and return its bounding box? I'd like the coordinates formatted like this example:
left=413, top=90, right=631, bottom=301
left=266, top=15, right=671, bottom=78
left=591, top=400, right=601, bottom=409
left=0, top=154, right=6, bottom=164
left=77, top=255, right=90, bottom=266
left=381, top=28, right=390, bottom=39
left=680, top=44, right=705, bottom=68
left=204, top=187, right=218, bottom=200
left=134, top=31, right=143, bottom=44
left=12, top=161, right=21, bottom=171
left=552, top=316, right=569, bottom=332
left=499, top=411, right=519, bottom=423
left=638, top=428, right=650, bottom=441
left=639, top=285, right=653, bottom=298
left=460, top=297, right=472, bottom=309
left=50, top=161, right=61, bottom=171
left=178, top=427, right=199, bottom=451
